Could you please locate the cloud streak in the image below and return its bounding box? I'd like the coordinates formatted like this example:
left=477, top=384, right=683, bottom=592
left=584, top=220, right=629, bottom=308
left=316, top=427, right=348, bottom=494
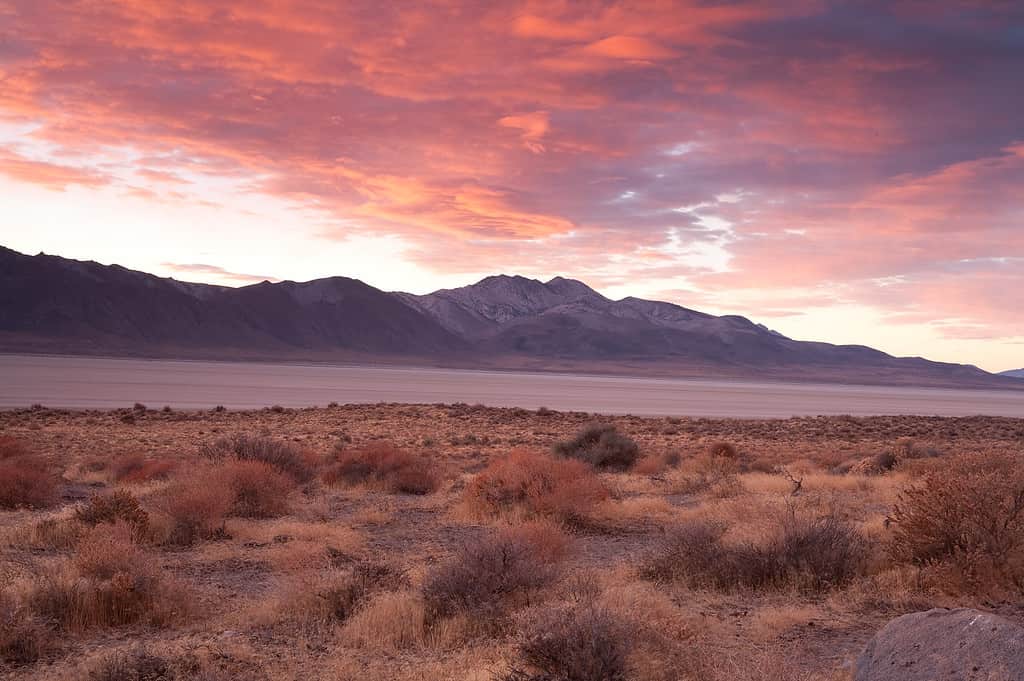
left=1, top=0, right=1022, bottom=366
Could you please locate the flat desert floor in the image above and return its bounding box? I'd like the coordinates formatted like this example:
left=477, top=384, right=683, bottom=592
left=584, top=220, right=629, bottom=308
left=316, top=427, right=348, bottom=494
left=2, top=403, right=1024, bottom=680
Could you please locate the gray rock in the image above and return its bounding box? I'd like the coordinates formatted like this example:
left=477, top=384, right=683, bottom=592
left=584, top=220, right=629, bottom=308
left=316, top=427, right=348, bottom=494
left=856, top=608, right=1024, bottom=681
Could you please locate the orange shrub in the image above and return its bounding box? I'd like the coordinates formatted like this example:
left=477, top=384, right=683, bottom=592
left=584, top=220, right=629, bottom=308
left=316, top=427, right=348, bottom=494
left=219, top=459, right=294, bottom=518
left=501, top=520, right=570, bottom=562
left=323, top=443, right=439, bottom=495
left=462, top=450, right=609, bottom=525
left=112, top=454, right=176, bottom=483
left=30, top=522, right=182, bottom=630
left=0, top=439, right=57, bottom=510
left=154, top=469, right=233, bottom=546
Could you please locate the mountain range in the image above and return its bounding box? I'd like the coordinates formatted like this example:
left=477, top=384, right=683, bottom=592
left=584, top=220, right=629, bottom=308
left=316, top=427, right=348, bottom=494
left=1000, top=369, right=1024, bottom=379
left=0, top=245, right=1017, bottom=390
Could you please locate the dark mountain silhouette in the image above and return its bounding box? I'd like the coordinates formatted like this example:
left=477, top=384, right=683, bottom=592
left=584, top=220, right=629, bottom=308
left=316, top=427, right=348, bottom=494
left=1000, top=369, right=1024, bottom=379
left=0, top=246, right=464, bottom=357
left=0, top=246, right=1016, bottom=389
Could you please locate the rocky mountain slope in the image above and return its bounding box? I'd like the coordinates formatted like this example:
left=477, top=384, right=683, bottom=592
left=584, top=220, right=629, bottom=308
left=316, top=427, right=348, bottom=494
left=1, top=246, right=1015, bottom=389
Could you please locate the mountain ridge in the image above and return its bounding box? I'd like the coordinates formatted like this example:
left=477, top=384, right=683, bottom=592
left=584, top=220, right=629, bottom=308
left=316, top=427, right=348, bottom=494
left=1, top=245, right=1016, bottom=390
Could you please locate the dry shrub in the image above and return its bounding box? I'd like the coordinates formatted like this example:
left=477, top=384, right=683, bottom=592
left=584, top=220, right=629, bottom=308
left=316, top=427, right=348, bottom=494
left=275, top=560, right=407, bottom=630
left=706, top=441, right=739, bottom=459
left=340, top=590, right=426, bottom=650
left=672, top=443, right=743, bottom=497
left=203, top=434, right=315, bottom=482
left=153, top=470, right=233, bottom=546
left=87, top=648, right=239, bottom=681
left=643, top=514, right=867, bottom=592
left=22, top=516, right=84, bottom=550
left=553, top=423, right=639, bottom=471
left=889, top=452, right=1024, bottom=594
left=0, top=436, right=32, bottom=459
left=31, top=523, right=183, bottom=630
left=422, top=532, right=560, bottom=624
left=112, top=454, right=176, bottom=483
left=0, top=590, right=49, bottom=666
left=501, top=605, right=629, bottom=681
left=218, top=459, right=294, bottom=518
left=0, top=439, right=57, bottom=510
left=501, top=520, right=570, bottom=562
left=76, top=490, right=150, bottom=539
left=462, top=450, right=608, bottom=524
left=323, top=443, right=439, bottom=495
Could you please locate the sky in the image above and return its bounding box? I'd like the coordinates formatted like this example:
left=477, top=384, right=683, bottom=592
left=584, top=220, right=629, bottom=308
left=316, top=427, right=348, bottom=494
left=0, top=1, right=1022, bottom=372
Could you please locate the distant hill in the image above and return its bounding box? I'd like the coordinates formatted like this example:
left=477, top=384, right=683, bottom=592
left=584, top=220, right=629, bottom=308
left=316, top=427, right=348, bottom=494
left=1000, top=369, right=1024, bottom=379
left=1, top=245, right=1018, bottom=390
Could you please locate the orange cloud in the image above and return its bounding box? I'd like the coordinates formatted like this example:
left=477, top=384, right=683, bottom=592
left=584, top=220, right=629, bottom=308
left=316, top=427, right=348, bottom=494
left=0, top=149, right=109, bottom=189
left=1, top=0, right=1022, bottom=352
left=498, top=111, right=550, bottom=153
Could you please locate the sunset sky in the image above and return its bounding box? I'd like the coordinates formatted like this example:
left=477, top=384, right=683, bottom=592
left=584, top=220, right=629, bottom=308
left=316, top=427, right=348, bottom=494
left=0, top=1, right=1021, bottom=371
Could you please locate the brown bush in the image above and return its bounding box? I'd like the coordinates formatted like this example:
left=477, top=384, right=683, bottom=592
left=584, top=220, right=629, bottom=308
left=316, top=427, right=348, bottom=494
left=422, top=532, right=559, bottom=623
left=0, top=436, right=30, bottom=460
left=501, top=605, right=629, bottom=681
left=87, top=648, right=237, bottom=681
left=890, top=453, right=1024, bottom=593
left=553, top=423, right=639, bottom=471
left=283, top=560, right=408, bottom=629
left=323, top=443, right=439, bottom=495
left=705, top=441, right=739, bottom=459
left=502, top=520, right=570, bottom=562
left=0, top=590, right=48, bottom=666
left=0, top=440, right=57, bottom=510
left=202, top=434, right=314, bottom=482
left=31, top=523, right=182, bottom=630
left=643, top=514, right=867, bottom=592
left=153, top=470, right=233, bottom=546
left=462, top=450, right=608, bottom=524
left=218, top=459, right=294, bottom=518
left=318, top=561, right=408, bottom=623
left=112, top=454, right=176, bottom=483
left=76, top=490, right=150, bottom=539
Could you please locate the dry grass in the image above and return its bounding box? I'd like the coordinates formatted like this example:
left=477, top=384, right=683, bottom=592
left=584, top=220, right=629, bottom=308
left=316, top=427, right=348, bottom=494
left=1, top=405, right=1021, bottom=680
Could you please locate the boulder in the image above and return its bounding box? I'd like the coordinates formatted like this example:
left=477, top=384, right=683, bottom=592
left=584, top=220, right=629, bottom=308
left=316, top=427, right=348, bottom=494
left=855, top=608, right=1024, bottom=681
